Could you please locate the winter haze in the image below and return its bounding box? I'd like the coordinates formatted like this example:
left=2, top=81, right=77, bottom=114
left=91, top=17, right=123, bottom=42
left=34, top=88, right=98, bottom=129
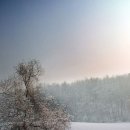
left=1, top=0, right=130, bottom=130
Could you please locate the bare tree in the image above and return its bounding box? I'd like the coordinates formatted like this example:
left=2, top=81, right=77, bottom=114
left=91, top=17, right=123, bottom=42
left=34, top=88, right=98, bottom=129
left=0, top=60, right=70, bottom=130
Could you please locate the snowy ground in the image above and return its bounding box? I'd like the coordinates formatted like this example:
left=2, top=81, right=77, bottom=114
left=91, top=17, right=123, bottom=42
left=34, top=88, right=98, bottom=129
left=71, top=122, right=130, bottom=130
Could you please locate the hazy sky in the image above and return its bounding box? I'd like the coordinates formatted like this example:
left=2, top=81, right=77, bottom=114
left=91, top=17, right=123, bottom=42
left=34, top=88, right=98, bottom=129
left=0, top=0, right=130, bottom=83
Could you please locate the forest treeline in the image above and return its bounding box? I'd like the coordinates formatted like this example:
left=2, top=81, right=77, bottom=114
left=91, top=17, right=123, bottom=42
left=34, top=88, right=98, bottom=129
left=43, top=74, right=130, bottom=122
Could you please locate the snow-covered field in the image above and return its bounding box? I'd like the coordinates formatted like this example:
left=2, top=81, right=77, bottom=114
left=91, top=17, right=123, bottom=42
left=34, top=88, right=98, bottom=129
left=71, top=122, right=130, bottom=130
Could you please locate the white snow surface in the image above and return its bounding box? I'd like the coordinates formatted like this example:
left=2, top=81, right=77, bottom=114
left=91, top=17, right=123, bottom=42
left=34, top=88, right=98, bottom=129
left=71, top=122, right=130, bottom=130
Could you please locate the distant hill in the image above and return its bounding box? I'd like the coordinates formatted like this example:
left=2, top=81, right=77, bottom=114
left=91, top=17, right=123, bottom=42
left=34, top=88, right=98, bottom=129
left=43, top=74, right=130, bottom=122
